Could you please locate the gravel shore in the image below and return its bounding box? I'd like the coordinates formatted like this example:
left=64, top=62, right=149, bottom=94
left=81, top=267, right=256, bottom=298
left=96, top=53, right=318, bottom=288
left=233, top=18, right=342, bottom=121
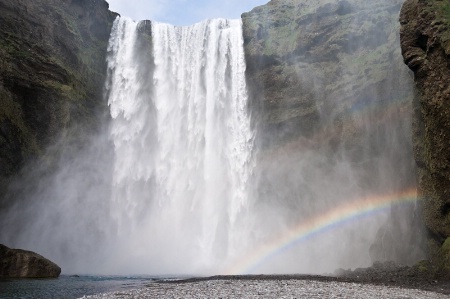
left=81, top=277, right=448, bottom=299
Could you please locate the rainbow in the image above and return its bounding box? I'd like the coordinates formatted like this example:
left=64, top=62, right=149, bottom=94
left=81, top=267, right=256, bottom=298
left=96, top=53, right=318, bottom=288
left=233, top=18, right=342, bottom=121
left=224, top=188, right=418, bottom=274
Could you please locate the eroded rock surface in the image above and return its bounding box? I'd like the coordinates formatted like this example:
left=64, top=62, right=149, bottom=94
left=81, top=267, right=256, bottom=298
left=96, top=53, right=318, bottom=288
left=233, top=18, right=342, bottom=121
left=400, top=0, right=450, bottom=262
left=242, top=0, right=420, bottom=266
left=0, top=244, right=61, bottom=278
left=242, top=0, right=411, bottom=146
left=0, top=0, right=117, bottom=205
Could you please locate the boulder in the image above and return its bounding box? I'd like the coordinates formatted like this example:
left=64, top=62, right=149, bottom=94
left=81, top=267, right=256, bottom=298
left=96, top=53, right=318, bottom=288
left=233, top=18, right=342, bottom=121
left=0, top=244, right=61, bottom=278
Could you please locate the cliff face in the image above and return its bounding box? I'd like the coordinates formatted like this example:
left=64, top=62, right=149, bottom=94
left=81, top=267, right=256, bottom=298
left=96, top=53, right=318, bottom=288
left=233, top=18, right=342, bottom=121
left=0, top=0, right=117, bottom=203
left=400, top=0, right=450, bottom=261
left=242, top=0, right=422, bottom=266
left=0, top=0, right=441, bottom=271
left=243, top=0, right=412, bottom=147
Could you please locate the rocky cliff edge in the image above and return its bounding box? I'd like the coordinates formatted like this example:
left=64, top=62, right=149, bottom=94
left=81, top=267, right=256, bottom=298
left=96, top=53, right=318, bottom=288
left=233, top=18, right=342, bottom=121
left=0, top=0, right=117, bottom=205
left=400, top=0, right=450, bottom=272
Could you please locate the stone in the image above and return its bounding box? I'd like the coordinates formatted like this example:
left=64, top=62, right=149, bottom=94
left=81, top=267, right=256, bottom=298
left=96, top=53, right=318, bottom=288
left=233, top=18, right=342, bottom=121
left=400, top=0, right=450, bottom=245
left=242, top=0, right=412, bottom=147
left=242, top=0, right=419, bottom=264
left=0, top=244, right=61, bottom=278
left=0, top=0, right=118, bottom=205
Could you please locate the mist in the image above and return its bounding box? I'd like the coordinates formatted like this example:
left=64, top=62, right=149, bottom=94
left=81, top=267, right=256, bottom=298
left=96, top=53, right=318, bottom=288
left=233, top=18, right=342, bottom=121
left=243, top=0, right=423, bottom=273
left=0, top=0, right=425, bottom=276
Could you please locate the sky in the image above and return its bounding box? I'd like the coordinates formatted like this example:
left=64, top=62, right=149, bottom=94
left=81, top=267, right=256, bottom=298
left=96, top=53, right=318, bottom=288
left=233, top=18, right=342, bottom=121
left=106, top=0, right=269, bottom=26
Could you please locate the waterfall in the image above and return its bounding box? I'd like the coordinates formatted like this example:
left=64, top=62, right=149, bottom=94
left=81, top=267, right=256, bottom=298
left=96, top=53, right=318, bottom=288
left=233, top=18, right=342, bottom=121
left=105, top=17, right=254, bottom=273
left=0, top=6, right=420, bottom=276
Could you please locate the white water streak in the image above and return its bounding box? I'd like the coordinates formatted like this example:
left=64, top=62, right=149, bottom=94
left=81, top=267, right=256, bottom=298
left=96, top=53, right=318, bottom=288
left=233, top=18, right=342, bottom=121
left=105, top=17, right=254, bottom=273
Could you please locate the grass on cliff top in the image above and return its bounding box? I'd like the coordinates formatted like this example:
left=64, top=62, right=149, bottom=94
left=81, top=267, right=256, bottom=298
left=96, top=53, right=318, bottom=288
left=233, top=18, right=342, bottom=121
left=429, top=0, right=450, bottom=35
left=431, top=0, right=450, bottom=20
left=427, top=0, right=450, bottom=53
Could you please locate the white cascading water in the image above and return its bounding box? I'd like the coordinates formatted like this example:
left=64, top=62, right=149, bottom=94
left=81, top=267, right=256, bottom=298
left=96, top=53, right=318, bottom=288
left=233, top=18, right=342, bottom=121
left=105, top=17, right=255, bottom=274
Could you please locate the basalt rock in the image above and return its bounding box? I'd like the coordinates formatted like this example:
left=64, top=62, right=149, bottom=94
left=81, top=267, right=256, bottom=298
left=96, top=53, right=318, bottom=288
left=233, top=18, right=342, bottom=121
left=0, top=0, right=117, bottom=207
left=0, top=244, right=61, bottom=278
left=242, top=0, right=412, bottom=148
left=400, top=0, right=450, bottom=267
left=242, top=0, right=420, bottom=265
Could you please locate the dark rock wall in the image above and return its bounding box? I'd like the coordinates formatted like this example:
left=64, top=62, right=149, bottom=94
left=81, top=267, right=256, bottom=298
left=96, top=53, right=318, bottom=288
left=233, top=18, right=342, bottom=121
left=0, top=0, right=117, bottom=206
left=242, top=0, right=422, bottom=265
left=400, top=0, right=450, bottom=258
left=243, top=0, right=411, bottom=148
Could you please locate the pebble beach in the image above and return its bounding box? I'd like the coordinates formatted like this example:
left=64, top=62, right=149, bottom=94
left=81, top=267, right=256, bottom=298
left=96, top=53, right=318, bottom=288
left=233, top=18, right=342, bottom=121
left=81, top=278, right=448, bottom=299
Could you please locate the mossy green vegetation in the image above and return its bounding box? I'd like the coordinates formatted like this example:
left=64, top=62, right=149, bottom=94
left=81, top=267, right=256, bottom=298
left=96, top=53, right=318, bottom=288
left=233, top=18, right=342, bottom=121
left=415, top=260, right=429, bottom=273
left=428, top=0, right=450, bottom=45
left=442, top=237, right=450, bottom=251
left=430, top=0, right=450, bottom=24
left=441, top=238, right=450, bottom=276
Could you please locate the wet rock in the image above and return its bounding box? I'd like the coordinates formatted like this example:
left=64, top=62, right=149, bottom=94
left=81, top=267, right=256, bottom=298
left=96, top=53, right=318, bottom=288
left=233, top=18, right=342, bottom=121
left=242, top=0, right=419, bottom=265
left=400, top=0, right=450, bottom=261
left=334, top=260, right=450, bottom=293
left=242, top=0, right=412, bottom=147
left=0, top=244, right=61, bottom=278
left=0, top=0, right=117, bottom=205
